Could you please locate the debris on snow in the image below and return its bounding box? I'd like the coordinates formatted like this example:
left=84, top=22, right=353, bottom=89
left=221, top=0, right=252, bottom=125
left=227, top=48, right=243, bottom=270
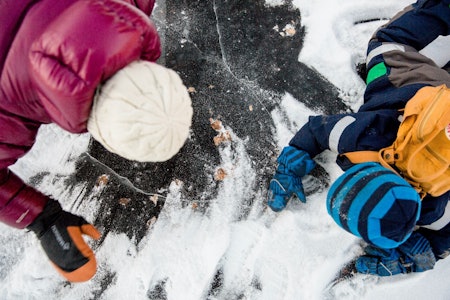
left=273, top=21, right=297, bottom=37
left=187, top=87, right=197, bottom=93
left=191, top=202, right=199, bottom=209
left=282, top=23, right=296, bottom=37
left=96, top=174, right=109, bottom=188
left=150, top=194, right=159, bottom=205
left=210, top=118, right=223, bottom=131
left=118, top=197, right=131, bottom=206
left=214, top=167, right=228, bottom=181
left=213, top=131, right=232, bottom=146
left=210, top=118, right=232, bottom=146
left=146, top=216, right=157, bottom=229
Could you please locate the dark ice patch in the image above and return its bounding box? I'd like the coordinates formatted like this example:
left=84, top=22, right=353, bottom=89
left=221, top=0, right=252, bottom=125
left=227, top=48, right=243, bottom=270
left=68, top=0, right=346, bottom=242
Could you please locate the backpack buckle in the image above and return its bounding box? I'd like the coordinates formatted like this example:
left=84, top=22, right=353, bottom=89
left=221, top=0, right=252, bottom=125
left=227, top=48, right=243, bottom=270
left=381, top=148, right=396, bottom=164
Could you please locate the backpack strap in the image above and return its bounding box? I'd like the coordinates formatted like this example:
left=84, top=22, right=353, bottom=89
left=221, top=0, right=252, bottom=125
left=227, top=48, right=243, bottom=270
left=343, top=149, right=397, bottom=173
left=341, top=151, right=379, bottom=164
left=342, top=149, right=427, bottom=199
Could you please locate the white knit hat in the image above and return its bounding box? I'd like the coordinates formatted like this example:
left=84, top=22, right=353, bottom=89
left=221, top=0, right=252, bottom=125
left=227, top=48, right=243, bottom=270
left=87, top=61, right=193, bottom=162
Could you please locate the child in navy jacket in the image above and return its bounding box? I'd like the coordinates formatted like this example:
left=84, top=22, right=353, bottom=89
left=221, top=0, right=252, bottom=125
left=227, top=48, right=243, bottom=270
left=268, top=0, right=450, bottom=276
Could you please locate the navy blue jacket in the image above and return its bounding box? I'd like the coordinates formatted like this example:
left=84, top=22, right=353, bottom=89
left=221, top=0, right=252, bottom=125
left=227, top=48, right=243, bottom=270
left=289, top=0, right=450, bottom=258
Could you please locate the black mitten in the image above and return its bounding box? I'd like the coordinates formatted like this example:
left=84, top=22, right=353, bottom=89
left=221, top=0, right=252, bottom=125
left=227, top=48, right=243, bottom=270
left=28, top=200, right=101, bottom=282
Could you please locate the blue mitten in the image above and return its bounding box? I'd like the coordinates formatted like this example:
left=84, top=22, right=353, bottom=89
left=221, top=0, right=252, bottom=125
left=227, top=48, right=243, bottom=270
left=267, top=146, right=315, bottom=212
left=397, top=232, right=436, bottom=272
left=356, top=232, right=436, bottom=276
left=355, top=246, right=406, bottom=276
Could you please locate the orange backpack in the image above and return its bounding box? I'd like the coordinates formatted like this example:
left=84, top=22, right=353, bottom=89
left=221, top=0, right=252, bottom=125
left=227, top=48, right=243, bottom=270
left=343, top=85, right=450, bottom=197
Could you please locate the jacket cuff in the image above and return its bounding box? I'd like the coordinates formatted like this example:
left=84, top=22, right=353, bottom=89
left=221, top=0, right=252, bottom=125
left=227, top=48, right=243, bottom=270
left=27, top=199, right=62, bottom=237
left=0, top=170, right=49, bottom=229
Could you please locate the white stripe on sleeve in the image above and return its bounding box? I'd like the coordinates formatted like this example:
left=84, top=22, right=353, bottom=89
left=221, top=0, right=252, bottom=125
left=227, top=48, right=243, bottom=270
left=366, top=43, right=405, bottom=66
left=328, top=116, right=356, bottom=153
left=422, top=200, right=450, bottom=231
left=419, top=35, right=450, bottom=68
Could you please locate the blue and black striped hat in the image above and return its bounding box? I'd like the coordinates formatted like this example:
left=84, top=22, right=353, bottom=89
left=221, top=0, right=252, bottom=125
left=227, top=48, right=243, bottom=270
left=327, top=162, right=421, bottom=249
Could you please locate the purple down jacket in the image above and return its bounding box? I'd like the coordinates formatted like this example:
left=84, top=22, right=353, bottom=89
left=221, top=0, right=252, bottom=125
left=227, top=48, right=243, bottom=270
left=0, top=0, right=161, bottom=228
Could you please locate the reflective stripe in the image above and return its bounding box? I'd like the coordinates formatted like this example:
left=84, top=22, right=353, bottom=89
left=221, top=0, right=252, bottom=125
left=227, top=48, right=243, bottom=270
left=419, top=35, right=450, bottom=68
left=329, top=116, right=356, bottom=153
left=366, top=43, right=405, bottom=66
left=16, top=210, right=29, bottom=223
left=422, top=201, right=450, bottom=231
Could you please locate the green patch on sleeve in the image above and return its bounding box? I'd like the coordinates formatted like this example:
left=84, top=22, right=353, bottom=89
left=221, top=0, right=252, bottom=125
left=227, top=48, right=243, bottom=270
left=366, top=62, right=387, bottom=84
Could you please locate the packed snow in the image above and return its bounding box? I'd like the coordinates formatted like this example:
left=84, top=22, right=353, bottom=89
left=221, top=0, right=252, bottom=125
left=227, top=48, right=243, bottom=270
left=1, top=0, right=450, bottom=299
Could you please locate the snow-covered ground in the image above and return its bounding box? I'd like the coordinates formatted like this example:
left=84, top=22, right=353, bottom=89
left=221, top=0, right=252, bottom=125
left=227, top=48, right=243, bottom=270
left=2, top=0, right=450, bottom=299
